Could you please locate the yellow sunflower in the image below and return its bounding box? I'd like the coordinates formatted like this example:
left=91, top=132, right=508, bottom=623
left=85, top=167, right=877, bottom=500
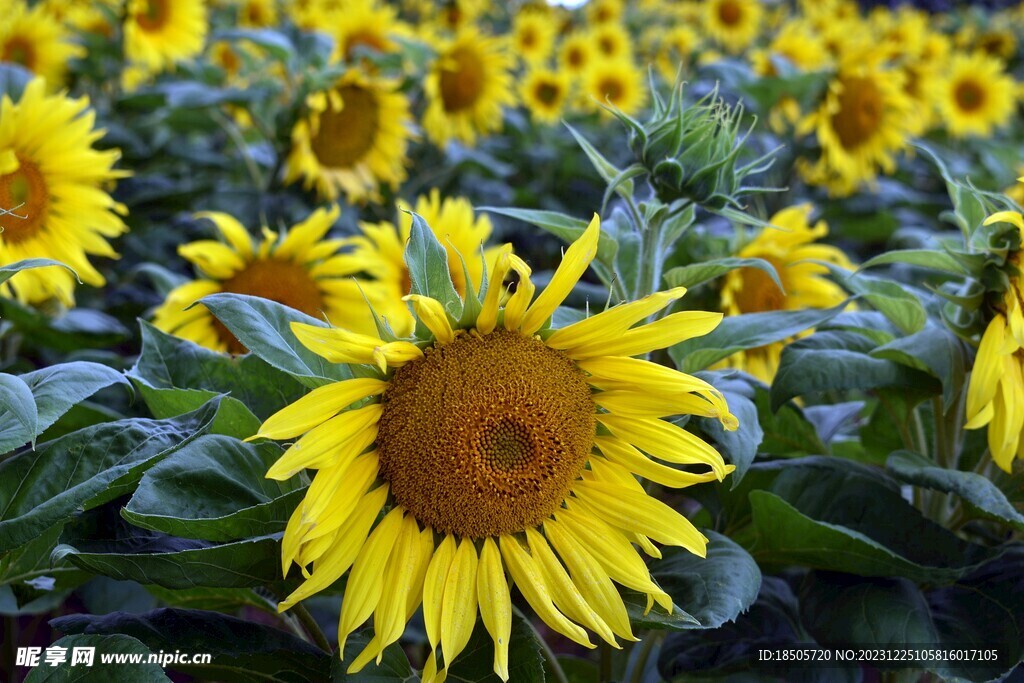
left=0, top=78, right=127, bottom=306
left=232, top=0, right=278, bottom=27
left=331, top=0, right=408, bottom=65
left=285, top=71, right=412, bottom=203
left=936, top=51, right=1017, bottom=139
left=717, top=205, right=852, bottom=383
left=588, top=22, right=633, bottom=63
left=257, top=216, right=736, bottom=680
left=521, top=68, right=571, bottom=125
left=558, top=32, right=595, bottom=81
left=582, top=57, right=647, bottom=117
left=587, top=0, right=624, bottom=25
left=0, top=1, right=84, bottom=87
left=797, top=51, right=914, bottom=196
left=340, top=190, right=507, bottom=337
left=703, top=0, right=763, bottom=53
left=152, top=206, right=389, bottom=353
left=124, top=0, right=208, bottom=72
left=511, top=10, right=556, bottom=65
left=423, top=27, right=515, bottom=147
left=965, top=204, right=1024, bottom=472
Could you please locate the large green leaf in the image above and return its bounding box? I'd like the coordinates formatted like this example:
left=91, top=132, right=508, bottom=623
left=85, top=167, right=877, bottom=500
left=0, top=299, right=130, bottom=352
left=0, top=523, right=88, bottom=614
left=51, top=608, right=332, bottom=682
left=198, top=294, right=350, bottom=388
left=445, top=612, right=544, bottom=683
left=0, top=402, right=218, bottom=553
left=770, top=330, right=939, bottom=410
left=133, top=381, right=260, bottom=439
left=405, top=211, right=463, bottom=320
left=887, top=451, right=1024, bottom=532
left=623, top=590, right=699, bottom=630
left=870, top=322, right=969, bottom=411
left=146, top=585, right=277, bottom=615
left=859, top=249, right=969, bottom=276
left=751, top=385, right=827, bottom=456
left=0, top=373, right=36, bottom=455
left=824, top=265, right=927, bottom=335
left=663, top=257, right=783, bottom=292
left=0, top=258, right=77, bottom=286
left=123, top=435, right=303, bottom=542
left=669, top=303, right=848, bottom=374
left=20, top=362, right=128, bottom=445
left=24, top=634, right=170, bottom=682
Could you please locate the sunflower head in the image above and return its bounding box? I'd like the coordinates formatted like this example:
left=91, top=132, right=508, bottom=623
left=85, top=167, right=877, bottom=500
left=124, top=0, right=207, bottom=72
left=0, top=2, right=84, bottom=87
left=521, top=68, right=570, bottom=125
left=703, top=0, right=763, bottom=53
left=257, top=214, right=736, bottom=681
left=937, top=51, right=1017, bottom=139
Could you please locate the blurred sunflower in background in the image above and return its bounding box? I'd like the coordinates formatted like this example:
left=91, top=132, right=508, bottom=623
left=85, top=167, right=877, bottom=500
left=511, top=9, right=556, bottom=66
left=423, top=27, right=515, bottom=147
left=259, top=217, right=736, bottom=681
left=583, top=57, right=646, bottom=117
left=331, top=0, right=407, bottom=65
left=521, top=68, right=571, bottom=125
left=589, top=22, right=633, bottom=63
left=0, top=1, right=84, bottom=87
left=285, top=71, right=412, bottom=203
left=718, top=205, right=852, bottom=383
left=0, top=78, right=127, bottom=306
left=936, top=51, right=1017, bottom=138
left=703, top=0, right=763, bottom=53
left=559, top=32, right=595, bottom=82
left=124, top=0, right=208, bottom=73
left=152, top=206, right=388, bottom=353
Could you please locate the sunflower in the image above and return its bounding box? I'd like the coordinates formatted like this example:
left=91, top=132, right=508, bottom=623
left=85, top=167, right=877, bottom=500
left=935, top=51, right=1017, bottom=139
left=521, top=68, right=571, bottom=125
left=124, top=0, right=207, bottom=72
left=703, top=0, right=762, bottom=53
left=258, top=216, right=736, bottom=680
left=152, top=206, right=390, bottom=353
left=558, top=32, right=595, bottom=80
left=717, top=205, right=851, bottom=383
left=331, top=0, right=407, bottom=65
left=339, top=190, right=507, bottom=337
left=511, top=10, right=556, bottom=65
left=232, top=0, right=277, bottom=28
left=587, top=0, right=624, bottom=25
left=588, top=22, right=633, bottom=63
left=0, top=78, right=127, bottom=306
left=1, top=1, right=84, bottom=87
left=285, top=71, right=412, bottom=203
left=797, top=51, right=914, bottom=196
left=422, top=27, right=515, bottom=147
left=965, top=206, right=1024, bottom=472
left=582, top=57, right=646, bottom=117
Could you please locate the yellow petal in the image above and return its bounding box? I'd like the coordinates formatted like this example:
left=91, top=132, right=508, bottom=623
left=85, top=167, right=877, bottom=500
left=298, top=452, right=380, bottom=546
left=256, top=377, right=388, bottom=440
left=567, top=311, right=723, bottom=359
left=499, top=535, right=594, bottom=648
left=407, top=529, right=436, bottom=620
left=178, top=240, right=247, bottom=279
left=276, top=205, right=340, bottom=260
left=966, top=314, right=1006, bottom=427
left=477, top=249, right=514, bottom=335
left=194, top=211, right=254, bottom=260
left=595, top=436, right=724, bottom=489
left=404, top=295, right=455, bottom=343
left=265, top=405, right=380, bottom=479
left=291, top=323, right=423, bottom=370
left=520, top=214, right=600, bottom=335
left=545, top=288, right=687, bottom=350
left=422, top=535, right=457, bottom=650
left=983, top=210, right=1024, bottom=231
left=477, top=538, right=511, bottom=681
left=598, top=413, right=728, bottom=477
left=593, top=389, right=724, bottom=420
left=502, top=255, right=535, bottom=332
left=440, top=538, right=479, bottom=668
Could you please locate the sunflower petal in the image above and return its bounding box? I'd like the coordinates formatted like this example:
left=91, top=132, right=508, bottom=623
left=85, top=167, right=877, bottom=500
left=194, top=211, right=254, bottom=260
left=256, top=377, right=387, bottom=440
left=502, top=255, right=535, bottom=331
left=422, top=535, right=457, bottom=650
left=404, top=295, right=455, bottom=343
left=545, top=288, right=687, bottom=350
left=477, top=249, right=514, bottom=335
left=477, top=538, right=511, bottom=681
left=567, top=311, right=723, bottom=359
left=966, top=314, right=1006, bottom=427
left=441, top=539, right=479, bottom=668
left=597, top=413, right=728, bottom=477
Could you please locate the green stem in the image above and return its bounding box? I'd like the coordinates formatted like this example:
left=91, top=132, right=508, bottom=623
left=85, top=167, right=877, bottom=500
left=911, top=407, right=929, bottom=459
left=290, top=602, right=333, bottom=654
left=636, top=215, right=665, bottom=304
left=628, top=632, right=662, bottom=683
left=599, top=641, right=613, bottom=682
left=932, top=397, right=950, bottom=468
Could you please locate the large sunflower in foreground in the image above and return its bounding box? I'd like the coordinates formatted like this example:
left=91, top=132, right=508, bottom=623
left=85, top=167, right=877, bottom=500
left=422, top=27, right=515, bottom=147
left=935, top=51, right=1017, bottom=139
left=965, top=203, right=1024, bottom=472
left=152, top=206, right=387, bottom=353
left=718, top=205, right=851, bottom=383
left=1, top=1, right=84, bottom=87
left=124, top=0, right=208, bottom=72
left=0, top=78, right=127, bottom=306
left=258, top=217, right=736, bottom=680
left=285, top=71, right=412, bottom=203
left=340, top=190, right=507, bottom=337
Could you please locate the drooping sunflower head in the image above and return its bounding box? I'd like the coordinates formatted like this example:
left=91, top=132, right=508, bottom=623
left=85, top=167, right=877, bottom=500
left=521, top=68, right=571, bottom=125
left=124, top=0, right=208, bottom=72
left=703, top=0, right=763, bottom=53
left=152, top=205, right=390, bottom=353
left=936, top=51, right=1017, bottom=139
left=1, top=1, right=84, bottom=87
left=422, top=26, right=516, bottom=147
left=258, top=215, right=736, bottom=681
left=718, top=205, right=852, bottom=383
left=285, top=71, right=412, bottom=203
left=0, top=78, right=127, bottom=306
left=582, top=57, right=647, bottom=117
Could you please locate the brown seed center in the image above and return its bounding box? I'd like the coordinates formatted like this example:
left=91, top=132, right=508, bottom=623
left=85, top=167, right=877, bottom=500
left=954, top=80, right=985, bottom=113
left=136, top=0, right=171, bottom=32
left=310, top=85, right=380, bottom=169
left=439, top=46, right=486, bottom=112
left=0, top=156, right=49, bottom=245
left=832, top=76, right=884, bottom=150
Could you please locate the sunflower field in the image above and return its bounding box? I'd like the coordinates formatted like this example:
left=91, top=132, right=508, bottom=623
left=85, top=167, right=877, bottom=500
left=2, top=0, right=1024, bottom=681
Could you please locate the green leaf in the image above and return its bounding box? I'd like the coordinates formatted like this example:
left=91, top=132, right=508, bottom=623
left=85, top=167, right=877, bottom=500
left=563, top=122, right=634, bottom=200
left=692, top=378, right=761, bottom=485
left=622, top=590, right=699, bottom=630
left=405, top=211, right=463, bottom=320
left=0, top=523, right=88, bottom=613
left=0, top=402, right=218, bottom=553
left=197, top=294, right=351, bottom=388
left=332, top=629, right=417, bottom=681
left=480, top=206, right=618, bottom=265
left=0, top=258, right=77, bottom=286
left=51, top=609, right=332, bottom=682
left=663, top=257, right=783, bottom=292
left=0, top=373, right=37, bottom=455
left=24, top=634, right=170, bottom=682
left=823, top=264, right=927, bottom=335
left=669, top=303, right=848, bottom=374
left=751, top=385, right=827, bottom=456
left=887, top=451, right=1024, bottom=532
left=771, top=330, right=939, bottom=410
left=146, top=585, right=277, bottom=615
left=0, top=300, right=130, bottom=352
left=132, top=381, right=261, bottom=439
left=445, top=611, right=544, bottom=682
left=123, top=435, right=303, bottom=542
left=652, top=531, right=761, bottom=630
left=20, top=361, right=128, bottom=446
left=859, top=249, right=969, bottom=276
left=213, top=28, right=296, bottom=62
left=871, top=323, right=969, bottom=411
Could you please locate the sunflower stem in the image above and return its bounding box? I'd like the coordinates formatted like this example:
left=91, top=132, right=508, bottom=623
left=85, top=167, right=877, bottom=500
left=289, top=601, right=333, bottom=654
left=637, top=210, right=665, bottom=303
left=599, top=640, right=613, bottom=682
left=627, top=631, right=662, bottom=683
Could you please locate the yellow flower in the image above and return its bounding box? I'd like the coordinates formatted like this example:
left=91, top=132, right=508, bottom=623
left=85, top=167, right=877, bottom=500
left=582, top=57, right=647, bottom=117
left=703, top=0, right=763, bottom=53
left=285, top=71, right=412, bottom=203
left=259, top=216, right=736, bottom=680
left=718, top=205, right=852, bottom=383
left=0, top=1, right=84, bottom=87
left=511, top=10, right=556, bottom=65
left=521, top=68, right=571, bottom=125
left=423, top=27, right=515, bottom=147
left=1006, top=169, right=1024, bottom=208
left=587, top=0, right=624, bottom=25
left=125, top=0, right=208, bottom=73
left=750, top=19, right=830, bottom=77
left=558, top=32, right=596, bottom=80
left=588, top=22, right=633, bottom=63
left=152, top=206, right=385, bottom=354
left=330, top=0, right=409, bottom=66
left=936, top=51, right=1017, bottom=139
left=0, top=79, right=127, bottom=306
left=232, top=0, right=278, bottom=27
left=797, top=51, right=914, bottom=196
left=965, top=204, right=1024, bottom=472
